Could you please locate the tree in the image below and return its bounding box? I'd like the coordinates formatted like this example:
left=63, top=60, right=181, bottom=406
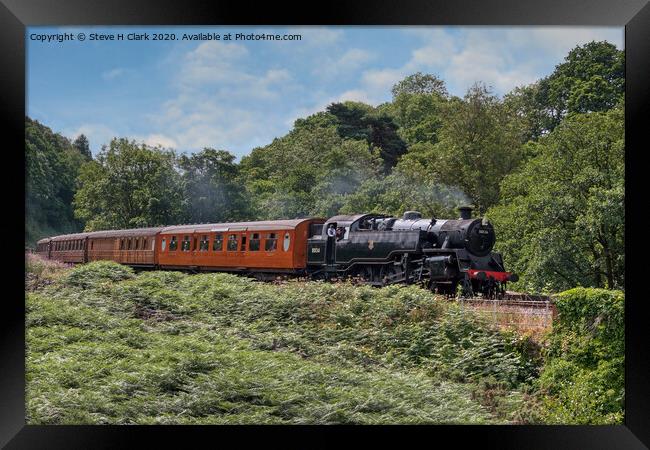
left=177, top=148, right=250, bottom=223
left=74, top=138, right=184, bottom=230
left=428, top=84, right=526, bottom=214
left=326, top=102, right=407, bottom=173
left=73, top=134, right=92, bottom=160
left=503, top=83, right=549, bottom=142
left=536, top=41, right=624, bottom=132
left=488, top=106, right=624, bottom=292
left=240, top=125, right=382, bottom=219
left=391, top=72, right=448, bottom=98
left=25, top=117, right=87, bottom=245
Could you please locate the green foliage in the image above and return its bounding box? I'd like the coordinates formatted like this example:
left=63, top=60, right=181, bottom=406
left=25, top=117, right=87, bottom=245
left=63, top=261, right=135, bottom=289
left=391, top=72, right=448, bottom=98
left=535, top=288, right=624, bottom=424
left=428, top=84, right=526, bottom=214
left=26, top=266, right=539, bottom=424
left=488, top=106, right=624, bottom=292
left=74, top=138, right=185, bottom=230
left=73, top=134, right=92, bottom=160
left=326, top=101, right=407, bottom=172
left=536, top=41, right=624, bottom=132
left=177, top=148, right=250, bottom=223
left=241, top=125, right=383, bottom=219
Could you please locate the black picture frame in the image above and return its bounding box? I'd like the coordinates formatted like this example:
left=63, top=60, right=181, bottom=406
left=4, top=0, right=649, bottom=447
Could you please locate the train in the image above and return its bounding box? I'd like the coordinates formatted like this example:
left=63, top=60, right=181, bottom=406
left=35, top=207, right=517, bottom=298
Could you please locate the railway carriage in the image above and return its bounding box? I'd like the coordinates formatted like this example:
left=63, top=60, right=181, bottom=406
left=48, top=232, right=89, bottom=264
left=157, top=219, right=325, bottom=274
left=87, top=228, right=162, bottom=267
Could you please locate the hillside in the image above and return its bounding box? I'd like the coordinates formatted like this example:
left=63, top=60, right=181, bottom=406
left=26, top=258, right=540, bottom=424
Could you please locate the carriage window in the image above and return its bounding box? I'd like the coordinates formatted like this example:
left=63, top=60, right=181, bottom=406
left=265, top=233, right=277, bottom=251
left=169, top=236, right=178, bottom=251
left=193, top=238, right=197, bottom=251
left=227, top=234, right=238, bottom=251
left=161, top=238, right=167, bottom=251
left=249, top=233, right=260, bottom=251
left=119, top=239, right=123, bottom=250
left=199, top=235, right=209, bottom=251
left=90, top=240, right=93, bottom=250
left=283, top=233, right=291, bottom=251
left=135, top=238, right=140, bottom=250
left=128, top=239, right=133, bottom=250
left=182, top=235, right=191, bottom=251
left=151, top=239, right=155, bottom=250
left=143, top=238, right=147, bottom=250
left=241, top=235, right=247, bottom=251
left=213, top=234, right=223, bottom=251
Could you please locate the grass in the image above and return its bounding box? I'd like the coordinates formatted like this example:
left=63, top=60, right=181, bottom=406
left=26, top=257, right=541, bottom=424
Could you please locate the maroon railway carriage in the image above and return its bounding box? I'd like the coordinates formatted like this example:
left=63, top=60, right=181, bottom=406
left=86, top=228, right=162, bottom=267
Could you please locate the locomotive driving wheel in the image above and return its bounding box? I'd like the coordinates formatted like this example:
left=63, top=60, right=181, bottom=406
left=380, top=263, right=403, bottom=286
left=349, top=265, right=376, bottom=283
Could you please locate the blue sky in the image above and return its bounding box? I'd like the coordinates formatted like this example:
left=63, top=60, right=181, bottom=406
left=27, top=26, right=623, bottom=158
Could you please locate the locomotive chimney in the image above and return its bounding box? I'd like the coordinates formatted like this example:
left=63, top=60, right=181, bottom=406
left=458, top=206, right=473, bottom=220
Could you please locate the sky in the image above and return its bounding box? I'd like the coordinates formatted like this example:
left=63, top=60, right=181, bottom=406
left=27, top=26, right=623, bottom=158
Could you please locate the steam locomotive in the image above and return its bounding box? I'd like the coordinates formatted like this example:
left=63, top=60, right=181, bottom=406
left=308, top=207, right=517, bottom=297
left=36, top=207, right=516, bottom=298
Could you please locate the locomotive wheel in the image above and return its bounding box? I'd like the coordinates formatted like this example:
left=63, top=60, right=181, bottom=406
left=380, top=264, right=403, bottom=286
left=349, top=265, right=375, bottom=283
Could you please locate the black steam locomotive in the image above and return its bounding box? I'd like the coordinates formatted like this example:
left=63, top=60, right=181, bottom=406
left=306, top=207, right=517, bottom=298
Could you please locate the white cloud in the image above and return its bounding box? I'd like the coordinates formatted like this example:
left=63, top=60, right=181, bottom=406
left=338, top=27, right=623, bottom=102
left=140, top=134, right=178, bottom=149
left=145, top=41, right=300, bottom=155
left=315, top=48, right=375, bottom=79
left=64, top=123, right=118, bottom=153
left=102, top=68, right=127, bottom=80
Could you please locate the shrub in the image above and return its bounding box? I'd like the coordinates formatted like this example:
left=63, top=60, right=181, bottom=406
left=536, top=287, right=624, bottom=424
left=63, top=261, right=135, bottom=289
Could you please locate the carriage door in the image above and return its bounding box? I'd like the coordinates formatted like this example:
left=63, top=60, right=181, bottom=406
left=325, top=223, right=336, bottom=266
